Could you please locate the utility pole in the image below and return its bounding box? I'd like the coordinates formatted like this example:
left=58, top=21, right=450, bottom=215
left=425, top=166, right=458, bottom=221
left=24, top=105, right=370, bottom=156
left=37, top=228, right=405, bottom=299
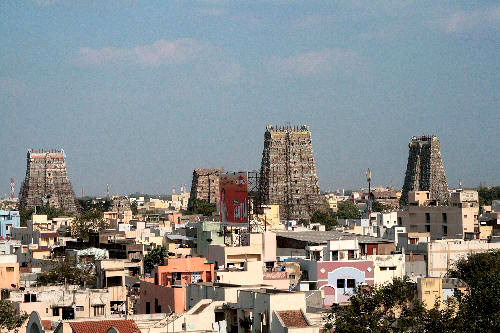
left=366, top=168, right=372, bottom=223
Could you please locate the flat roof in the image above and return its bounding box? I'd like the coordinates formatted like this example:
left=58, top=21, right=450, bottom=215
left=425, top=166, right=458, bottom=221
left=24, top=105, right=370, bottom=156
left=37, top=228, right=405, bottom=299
left=276, top=230, right=393, bottom=244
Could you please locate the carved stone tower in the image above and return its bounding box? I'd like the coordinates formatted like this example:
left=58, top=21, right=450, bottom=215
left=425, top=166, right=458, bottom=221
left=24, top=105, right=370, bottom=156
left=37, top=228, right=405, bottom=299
left=189, top=168, right=224, bottom=207
left=19, top=149, right=79, bottom=214
left=401, top=135, right=449, bottom=204
left=258, top=125, right=322, bottom=221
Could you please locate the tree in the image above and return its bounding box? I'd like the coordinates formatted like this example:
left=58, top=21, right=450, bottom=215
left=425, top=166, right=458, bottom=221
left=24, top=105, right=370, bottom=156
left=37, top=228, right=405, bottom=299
left=310, top=210, right=337, bottom=230
left=297, top=218, right=309, bottom=226
left=335, top=200, right=361, bottom=220
left=447, top=250, right=500, bottom=332
left=19, top=204, right=67, bottom=226
left=477, top=186, right=500, bottom=207
left=186, top=198, right=216, bottom=216
left=0, top=300, right=29, bottom=333
left=327, top=277, right=457, bottom=333
left=70, top=215, right=109, bottom=240
left=372, top=200, right=391, bottom=212
left=130, top=201, right=138, bottom=215
left=36, top=258, right=95, bottom=287
left=143, top=246, right=167, bottom=275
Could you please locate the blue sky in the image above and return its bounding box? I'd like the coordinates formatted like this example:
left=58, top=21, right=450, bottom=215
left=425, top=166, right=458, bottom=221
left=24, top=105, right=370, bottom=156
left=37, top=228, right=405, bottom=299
left=1, top=0, right=499, bottom=196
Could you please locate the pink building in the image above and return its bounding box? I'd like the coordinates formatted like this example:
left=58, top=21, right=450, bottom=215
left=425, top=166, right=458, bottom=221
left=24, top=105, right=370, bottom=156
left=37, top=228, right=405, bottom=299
left=139, top=257, right=214, bottom=314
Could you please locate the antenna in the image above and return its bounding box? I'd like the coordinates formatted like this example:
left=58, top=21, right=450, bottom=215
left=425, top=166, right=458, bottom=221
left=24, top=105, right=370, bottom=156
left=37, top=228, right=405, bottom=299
left=106, top=184, right=110, bottom=199
left=10, top=178, right=15, bottom=199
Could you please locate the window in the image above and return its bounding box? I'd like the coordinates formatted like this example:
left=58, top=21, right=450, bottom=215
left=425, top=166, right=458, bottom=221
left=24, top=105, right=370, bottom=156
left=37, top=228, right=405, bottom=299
left=442, top=213, right=447, bottom=223
left=31, top=294, right=37, bottom=302
left=398, top=217, right=402, bottom=226
left=348, top=250, right=355, bottom=259
left=443, top=226, right=448, bottom=236
left=6, top=267, right=14, bottom=272
left=425, top=213, right=430, bottom=222
left=24, top=294, right=30, bottom=302
left=425, top=225, right=430, bottom=232
left=380, top=267, right=387, bottom=271
left=331, top=251, right=339, bottom=261
left=347, top=279, right=356, bottom=288
left=145, top=302, right=150, bottom=314
left=53, top=307, right=60, bottom=316
left=389, top=267, right=396, bottom=271
left=337, top=279, right=345, bottom=288
left=93, top=305, right=105, bottom=316
left=464, top=215, right=467, bottom=218
left=289, top=274, right=295, bottom=280
left=76, top=306, right=84, bottom=311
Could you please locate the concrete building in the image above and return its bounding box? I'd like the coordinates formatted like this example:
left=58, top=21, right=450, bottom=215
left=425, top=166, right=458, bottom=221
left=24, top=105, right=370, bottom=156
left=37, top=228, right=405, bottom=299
left=398, top=190, right=479, bottom=240
left=0, top=254, right=20, bottom=289
left=427, top=239, right=500, bottom=277
left=206, top=232, right=276, bottom=269
left=417, top=277, right=468, bottom=310
left=230, top=288, right=319, bottom=333
left=8, top=286, right=121, bottom=320
left=0, top=210, right=20, bottom=239
left=139, top=257, right=215, bottom=314
left=276, top=231, right=401, bottom=306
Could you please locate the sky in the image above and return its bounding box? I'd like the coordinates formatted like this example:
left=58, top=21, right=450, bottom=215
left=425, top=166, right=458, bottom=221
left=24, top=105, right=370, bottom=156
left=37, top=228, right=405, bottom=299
left=1, top=0, right=499, bottom=197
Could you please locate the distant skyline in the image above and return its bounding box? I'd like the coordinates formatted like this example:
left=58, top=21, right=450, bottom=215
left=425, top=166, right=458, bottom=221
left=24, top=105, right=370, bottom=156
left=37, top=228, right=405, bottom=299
left=1, top=1, right=499, bottom=196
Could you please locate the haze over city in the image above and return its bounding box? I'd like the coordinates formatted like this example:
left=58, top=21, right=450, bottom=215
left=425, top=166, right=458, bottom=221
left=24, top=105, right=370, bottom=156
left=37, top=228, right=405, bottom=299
left=1, top=1, right=499, bottom=195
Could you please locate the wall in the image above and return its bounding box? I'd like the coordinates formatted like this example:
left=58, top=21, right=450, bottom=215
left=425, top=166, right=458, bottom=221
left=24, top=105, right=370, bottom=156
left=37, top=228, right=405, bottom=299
left=0, top=254, right=19, bottom=288
left=139, top=280, right=186, bottom=314
left=427, top=239, right=500, bottom=277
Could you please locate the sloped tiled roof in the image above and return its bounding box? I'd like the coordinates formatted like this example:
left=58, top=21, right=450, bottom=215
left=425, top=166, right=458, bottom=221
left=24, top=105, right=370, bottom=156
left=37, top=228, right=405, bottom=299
left=69, top=320, right=141, bottom=333
left=276, top=310, right=309, bottom=328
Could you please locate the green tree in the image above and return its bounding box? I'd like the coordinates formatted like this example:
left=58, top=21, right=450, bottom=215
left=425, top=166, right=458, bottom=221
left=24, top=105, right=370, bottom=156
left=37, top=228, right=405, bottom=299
left=327, top=277, right=457, bottom=333
left=70, top=215, right=109, bottom=240
left=372, top=200, right=390, bottom=212
left=36, top=258, right=95, bottom=287
left=130, top=201, right=138, bottom=215
left=310, top=210, right=337, bottom=230
left=0, top=300, right=29, bottom=333
left=297, top=218, right=309, bottom=226
left=186, top=198, right=216, bottom=216
left=448, top=250, right=500, bottom=332
left=143, top=246, right=167, bottom=275
left=477, top=186, right=500, bottom=207
left=336, top=200, right=361, bottom=219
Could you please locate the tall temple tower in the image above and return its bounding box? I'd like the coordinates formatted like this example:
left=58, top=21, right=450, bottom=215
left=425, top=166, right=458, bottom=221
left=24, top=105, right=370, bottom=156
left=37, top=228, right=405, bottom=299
left=401, top=135, right=449, bottom=204
left=19, top=149, right=79, bottom=214
left=258, top=125, right=322, bottom=221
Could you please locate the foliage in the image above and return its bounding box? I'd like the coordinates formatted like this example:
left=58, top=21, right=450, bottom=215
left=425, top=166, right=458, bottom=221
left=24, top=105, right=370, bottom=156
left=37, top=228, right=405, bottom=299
left=130, top=201, right=138, bottom=215
left=187, top=198, right=216, bottom=216
left=297, top=218, right=309, bottom=226
left=477, top=186, right=500, bottom=207
left=78, top=197, right=112, bottom=213
left=19, top=204, right=67, bottom=226
left=328, top=277, right=457, bottom=333
left=36, top=258, right=95, bottom=287
left=448, top=250, right=500, bottom=332
left=70, top=216, right=109, bottom=240
left=311, top=210, right=337, bottom=230
left=335, top=200, right=361, bottom=220
left=329, top=251, right=500, bottom=332
left=0, top=300, right=29, bottom=333
left=371, top=200, right=391, bottom=213
left=144, top=246, right=167, bottom=275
